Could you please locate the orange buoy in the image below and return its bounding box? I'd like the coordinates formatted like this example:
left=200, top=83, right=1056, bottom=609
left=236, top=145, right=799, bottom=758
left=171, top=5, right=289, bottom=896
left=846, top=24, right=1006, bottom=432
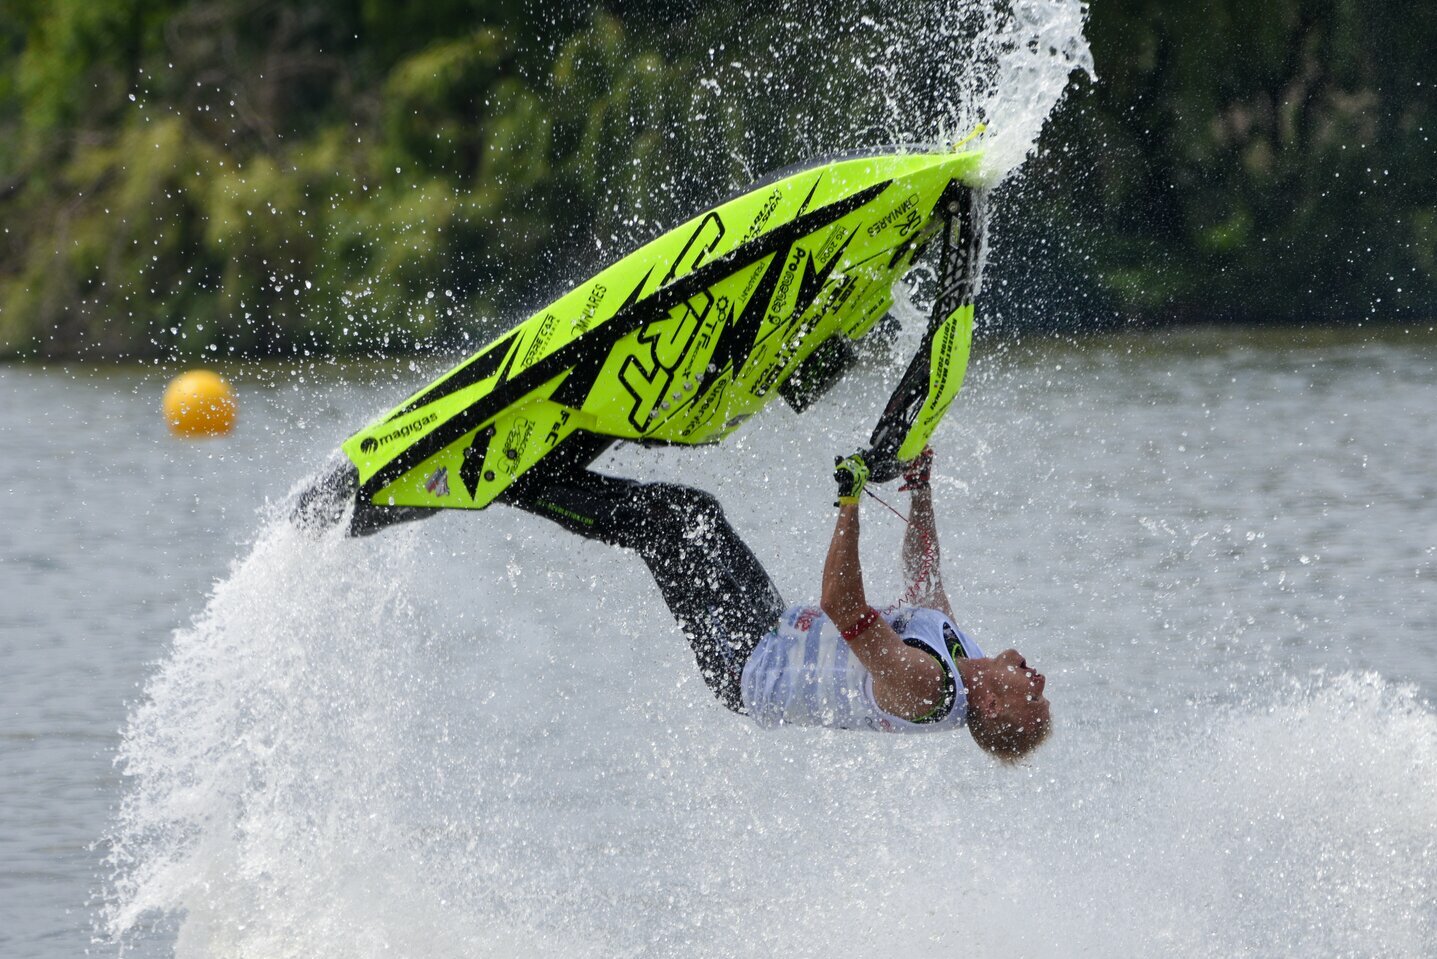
left=162, top=369, right=237, bottom=437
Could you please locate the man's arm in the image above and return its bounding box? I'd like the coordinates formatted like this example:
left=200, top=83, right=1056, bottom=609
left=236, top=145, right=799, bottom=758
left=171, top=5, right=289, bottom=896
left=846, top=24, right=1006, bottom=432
left=820, top=474, right=947, bottom=721
left=900, top=449, right=955, bottom=620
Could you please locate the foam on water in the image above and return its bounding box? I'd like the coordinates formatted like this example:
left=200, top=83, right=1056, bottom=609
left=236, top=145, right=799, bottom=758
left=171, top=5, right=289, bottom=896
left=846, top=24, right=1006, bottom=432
left=101, top=453, right=1437, bottom=957
left=103, top=518, right=602, bottom=957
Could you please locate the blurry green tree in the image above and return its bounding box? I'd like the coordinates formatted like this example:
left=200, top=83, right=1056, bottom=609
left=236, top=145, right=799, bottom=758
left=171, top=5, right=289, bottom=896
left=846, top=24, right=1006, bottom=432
left=0, top=1, right=1430, bottom=357
left=1003, top=0, right=1434, bottom=327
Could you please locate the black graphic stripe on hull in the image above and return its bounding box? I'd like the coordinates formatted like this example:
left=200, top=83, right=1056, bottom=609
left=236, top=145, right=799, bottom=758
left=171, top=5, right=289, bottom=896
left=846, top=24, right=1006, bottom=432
left=385, top=329, right=522, bottom=423
left=357, top=180, right=892, bottom=504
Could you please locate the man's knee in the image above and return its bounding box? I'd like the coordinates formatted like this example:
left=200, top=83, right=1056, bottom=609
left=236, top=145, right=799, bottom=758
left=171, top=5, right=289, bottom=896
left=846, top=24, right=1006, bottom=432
left=641, top=483, right=726, bottom=532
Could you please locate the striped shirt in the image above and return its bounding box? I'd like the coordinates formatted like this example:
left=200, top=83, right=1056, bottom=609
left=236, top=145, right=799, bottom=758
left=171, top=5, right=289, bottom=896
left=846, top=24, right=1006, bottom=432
left=739, top=605, right=984, bottom=732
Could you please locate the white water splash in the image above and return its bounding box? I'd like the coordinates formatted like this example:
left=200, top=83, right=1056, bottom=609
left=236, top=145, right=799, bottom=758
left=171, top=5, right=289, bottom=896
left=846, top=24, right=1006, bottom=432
left=101, top=500, right=1437, bottom=957
left=693, top=0, right=1091, bottom=186
left=103, top=516, right=613, bottom=958
left=858, top=0, right=1093, bottom=183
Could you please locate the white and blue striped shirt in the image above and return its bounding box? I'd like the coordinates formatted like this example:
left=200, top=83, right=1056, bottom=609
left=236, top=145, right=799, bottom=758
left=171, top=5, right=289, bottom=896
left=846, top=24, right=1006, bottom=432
left=739, top=605, right=983, bottom=732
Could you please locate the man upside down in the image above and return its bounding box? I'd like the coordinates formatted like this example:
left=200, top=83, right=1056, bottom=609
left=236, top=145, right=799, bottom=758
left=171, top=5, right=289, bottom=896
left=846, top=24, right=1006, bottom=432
left=503, top=446, right=1050, bottom=759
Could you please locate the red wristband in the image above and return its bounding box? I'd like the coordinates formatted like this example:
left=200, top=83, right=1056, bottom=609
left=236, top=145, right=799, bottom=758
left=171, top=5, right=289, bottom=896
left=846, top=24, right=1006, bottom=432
left=839, top=606, right=881, bottom=642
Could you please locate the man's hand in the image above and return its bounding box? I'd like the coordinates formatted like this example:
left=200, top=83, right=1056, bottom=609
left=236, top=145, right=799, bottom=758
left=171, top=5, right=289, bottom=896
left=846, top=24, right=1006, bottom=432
left=833, top=451, right=871, bottom=506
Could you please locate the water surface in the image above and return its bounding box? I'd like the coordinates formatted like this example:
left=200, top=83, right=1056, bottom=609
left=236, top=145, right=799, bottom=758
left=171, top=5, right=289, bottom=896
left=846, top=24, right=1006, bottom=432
left=2, top=325, right=1434, bottom=958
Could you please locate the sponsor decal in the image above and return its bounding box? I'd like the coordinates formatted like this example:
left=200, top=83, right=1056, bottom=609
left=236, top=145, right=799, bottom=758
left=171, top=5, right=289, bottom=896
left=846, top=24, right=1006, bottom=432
left=618, top=293, right=711, bottom=432
left=742, top=189, right=783, bottom=244
left=543, top=409, right=572, bottom=447
left=756, top=228, right=857, bottom=357
left=686, top=295, right=728, bottom=380
left=738, top=257, right=769, bottom=305
left=766, top=247, right=805, bottom=323
left=572, top=284, right=608, bottom=335
left=753, top=333, right=805, bottom=397
left=816, top=222, right=849, bottom=262
left=680, top=378, right=727, bottom=438
left=539, top=498, right=595, bottom=527
left=794, top=606, right=822, bottom=632
left=360, top=412, right=438, bottom=454
left=918, top=314, right=960, bottom=433
left=424, top=466, right=451, bottom=497
left=866, top=193, right=921, bottom=238
left=522, top=313, right=559, bottom=369
left=501, top=418, right=535, bottom=474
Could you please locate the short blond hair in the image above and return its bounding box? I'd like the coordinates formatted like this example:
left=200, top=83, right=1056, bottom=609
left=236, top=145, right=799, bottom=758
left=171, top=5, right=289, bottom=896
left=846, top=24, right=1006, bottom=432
left=968, top=708, right=1051, bottom=762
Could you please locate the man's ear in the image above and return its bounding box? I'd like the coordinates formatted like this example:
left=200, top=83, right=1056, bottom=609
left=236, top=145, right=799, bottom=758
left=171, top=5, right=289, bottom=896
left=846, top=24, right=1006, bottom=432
left=969, top=675, right=997, bottom=718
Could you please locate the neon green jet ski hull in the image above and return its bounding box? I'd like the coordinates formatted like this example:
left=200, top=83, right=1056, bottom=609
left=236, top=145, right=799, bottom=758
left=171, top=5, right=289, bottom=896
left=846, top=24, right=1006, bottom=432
left=338, top=146, right=984, bottom=517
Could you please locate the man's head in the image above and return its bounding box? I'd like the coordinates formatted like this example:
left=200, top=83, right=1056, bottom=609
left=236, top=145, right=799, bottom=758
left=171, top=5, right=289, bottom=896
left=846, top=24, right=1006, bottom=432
left=966, top=648, right=1051, bottom=760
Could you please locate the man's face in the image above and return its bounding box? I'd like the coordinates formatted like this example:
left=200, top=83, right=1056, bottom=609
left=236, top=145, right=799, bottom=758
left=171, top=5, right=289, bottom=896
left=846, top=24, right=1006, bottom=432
left=987, top=648, right=1050, bottom=730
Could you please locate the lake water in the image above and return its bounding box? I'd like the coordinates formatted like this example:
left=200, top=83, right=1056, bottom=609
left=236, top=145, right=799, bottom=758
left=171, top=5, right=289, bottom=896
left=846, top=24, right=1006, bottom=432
left=2, top=325, right=1434, bottom=958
